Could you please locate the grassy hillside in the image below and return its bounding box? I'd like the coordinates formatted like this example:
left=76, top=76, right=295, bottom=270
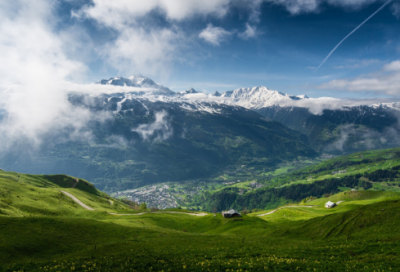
left=1, top=174, right=400, bottom=272
left=0, top=171, right=137, bottom=217
left=201, top=147, right=400, bottom=212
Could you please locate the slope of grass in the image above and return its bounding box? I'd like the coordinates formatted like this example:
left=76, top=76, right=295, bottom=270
left=0, top=171, right=138, bottom=217
left=1, top=171, right=400, bottom=271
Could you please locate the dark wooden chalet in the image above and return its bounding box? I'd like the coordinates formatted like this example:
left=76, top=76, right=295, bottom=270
left=222, top=209, right=241, bottom=218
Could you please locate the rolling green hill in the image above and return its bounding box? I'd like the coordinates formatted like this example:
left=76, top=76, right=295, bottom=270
left=0, top=171, right=141, bottom=217
left=1, top=169, right=400, bottom=271
left=197, top=147, right=400, bottom=212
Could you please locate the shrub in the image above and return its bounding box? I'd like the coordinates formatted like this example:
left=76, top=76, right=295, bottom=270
left=241, top=207, right=249, bottom=215
left=139, top=202, right=147, bottom=212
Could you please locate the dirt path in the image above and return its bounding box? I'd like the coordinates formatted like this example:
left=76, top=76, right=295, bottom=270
left=71, top=178, right=79, bottom=188
left=257, top=205, right=314, bottom=217
left=109, top=211, right=208, bottom=217
left=61, top=190, right=95, bottom=211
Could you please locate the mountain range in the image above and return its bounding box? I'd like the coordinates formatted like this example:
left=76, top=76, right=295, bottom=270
left=97, top=75, right=400, bottom=154
left=1, top=74, right=399, bottom=193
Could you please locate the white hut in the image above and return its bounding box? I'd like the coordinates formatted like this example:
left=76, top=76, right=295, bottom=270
left=325, top=201, right=336, bottom=209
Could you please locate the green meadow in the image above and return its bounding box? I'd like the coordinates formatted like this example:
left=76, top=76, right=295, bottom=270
left=1, top=166, right=400, bottom=271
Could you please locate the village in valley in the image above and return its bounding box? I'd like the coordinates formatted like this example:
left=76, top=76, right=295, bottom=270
left=112, top=179, right=266, bottom=209
left=113, top=184, right=179, bottom=209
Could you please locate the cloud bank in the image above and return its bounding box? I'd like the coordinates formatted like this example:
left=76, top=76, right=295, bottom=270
left=318, top=60, right=400, bottom=96
left=0, top=0, right=104, bottom=150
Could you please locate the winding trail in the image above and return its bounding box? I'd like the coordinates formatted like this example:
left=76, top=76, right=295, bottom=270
left=71, top=178, right=79, bottom=188
left=257, top=206, right=314, bottom=217
left=61, top=190, right=95, bottom=211
left=61, top=190, right=207, bottom=216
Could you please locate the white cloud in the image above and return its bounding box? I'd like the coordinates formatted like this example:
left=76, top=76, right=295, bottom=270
left=392, top=2, right=400, bottom=18
left=76, top=0, right=231, bottom=28
left=238, top=24, right=260, bottom=40
left=383, top=60, right=400, bottom=71
left=268, top=0, right=384, bottom=15
left=132, top=111, right=173, bottom=141
left=101, top=26, right=185, bottom=77
left=199, top=24, right=233, bottom=46
left=326, top=0, right=378, bottom=9
left=0, top=0, right=104, bottom=150
left=335, top=59, right=382, bottom=69
left=318, top=60, right=400, bottom=96
left=77, top=0, right=233, bottom=77
left=278, top=97, right=397, bottom=114
left=269, top=0, right=320, bottom=14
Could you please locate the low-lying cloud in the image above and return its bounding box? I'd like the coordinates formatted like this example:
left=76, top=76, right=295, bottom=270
left=132, top=111, right=173, bottom=142
left=318, top=59, right=400, bottom=96
left=0, top=0, right=103, bottom=151
left=278, top=97, right=398, bottom=115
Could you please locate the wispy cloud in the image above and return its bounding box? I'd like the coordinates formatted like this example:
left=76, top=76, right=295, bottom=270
left=132, top=111, right=173, bottom=142
left=199, top=24, right=233, bottom=46
left=269, top=0, right=392, bottom=15
left=318, top=60, right=400, bottom=96
left=238, top=24, right=261, bottom=40
left=334, top=59, right=382, bottom=69
left=392, top=2, right=400, bottom=17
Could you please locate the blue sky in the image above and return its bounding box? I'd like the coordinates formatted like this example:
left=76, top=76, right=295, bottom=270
left=0, top=0, right=399, bottom=149
left=4, top=0, right=400, bottom=98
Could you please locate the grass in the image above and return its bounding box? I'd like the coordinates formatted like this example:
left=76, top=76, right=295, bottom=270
left=1, top=170, right=400, bottom=271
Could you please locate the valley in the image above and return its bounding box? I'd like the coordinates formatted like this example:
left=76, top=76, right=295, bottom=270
left=1, top=77, right=400, bottom=271
left=4, top=2, right=400, bottom=270
left=1, top=155, right=400, bottom=271
left=2, top=75, right=400, bottom=195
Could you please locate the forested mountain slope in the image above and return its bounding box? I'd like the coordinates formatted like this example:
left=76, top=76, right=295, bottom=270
left=0, top=94, right=316, bottom=193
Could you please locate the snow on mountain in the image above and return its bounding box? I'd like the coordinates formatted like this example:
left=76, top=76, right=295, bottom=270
left=97, top=75, right=174, bottom=95
left=178, top=88, right=199, bottom=95
left=92, top=76, right=312, bottom=115
left=213, top=91, right=221, bottom=97
left=218, top=86, right=308, bottom=109
left=92, top=75, right=400, bottom=115
left=370, top=102, right=400, bottom=111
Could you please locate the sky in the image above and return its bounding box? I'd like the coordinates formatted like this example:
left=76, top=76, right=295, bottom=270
left=1, top=0, right=400, bottom=97
left=53, top=0, right=400, bottom=98
left=0, top=0, right=399, bottom=151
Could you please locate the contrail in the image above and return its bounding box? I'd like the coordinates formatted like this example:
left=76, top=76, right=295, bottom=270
left=316, top=0, right=393, bottom=70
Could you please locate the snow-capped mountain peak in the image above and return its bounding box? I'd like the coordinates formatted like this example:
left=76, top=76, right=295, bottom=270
left=94, top=76, right=312, bottom=112
left=213, top=91, right=221, bottom=97
left=97, top=75, right=174, bottom=95
left=219, top=86, right=308, bottom=109
left=179, top=88, right=199, bottom=95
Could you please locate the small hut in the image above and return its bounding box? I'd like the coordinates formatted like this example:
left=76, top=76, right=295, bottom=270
left=222, top=209, right=241, bottom=218
left=325, top=201, right=336, bottom=209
